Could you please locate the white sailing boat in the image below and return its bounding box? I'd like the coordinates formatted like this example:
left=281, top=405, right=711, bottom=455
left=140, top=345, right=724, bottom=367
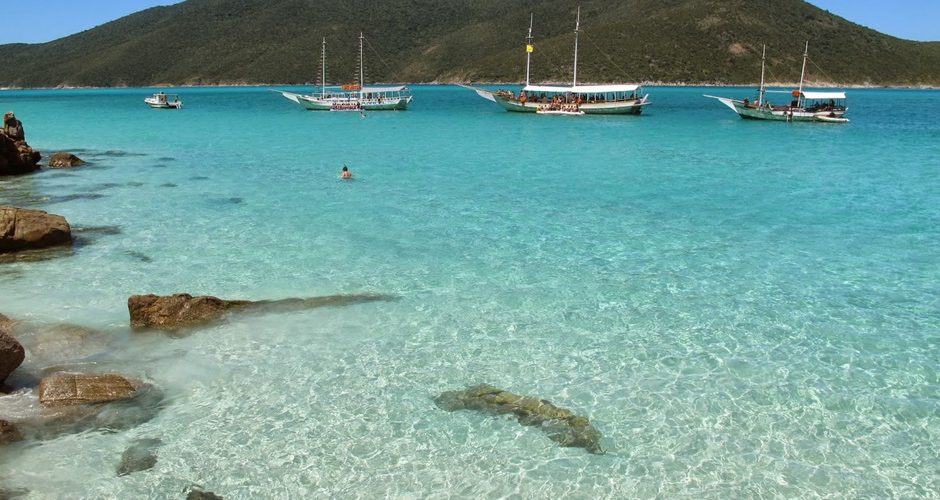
left=277, top=34, right=412, bottom=111
left=705, top=42, right=849, bottom=123
left=467, top=8, right=650, bottom=115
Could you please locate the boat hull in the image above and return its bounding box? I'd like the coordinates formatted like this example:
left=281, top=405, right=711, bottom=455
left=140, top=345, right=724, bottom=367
left=492, top=94, right=648, bottom=115
left=279, top=91, right=411, bottom=111
left=707, top=96, right=847, bottom=122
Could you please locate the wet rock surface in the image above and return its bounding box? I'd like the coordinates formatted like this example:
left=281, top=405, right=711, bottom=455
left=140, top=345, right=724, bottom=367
left=47, top=152, right=85, bottom=168
left=39, top=372, right=141, bottom=407
left=0, top=314, right=25, bottom=383
left=186, top=486, right=223, bottom=500
left=0, top=206, right=72, bottom=254
left=0, top=419, right=23, bottom=444
left=434, top=384, right=604, bottom=454
left=128, top=292, right=393, bottom=331
left=0, top=112, right=41, bottom=176
left=116, top=437, right=163, bottom=476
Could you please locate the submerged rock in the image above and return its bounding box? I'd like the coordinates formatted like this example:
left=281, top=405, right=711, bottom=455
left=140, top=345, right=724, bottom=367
left=186, top=486, right=223, bottom=500
left=0, top=419, right=23, bottom=444
left=0, top=206, right=72, bottom=254
left=116, top=437, right=163, bottom=476
left=128, top=292, right=393, bottom=331
left=0, top=487, right=29, bottom=499
left=39, top=372, right=142, bottom=407
left=0, top=315, right=25, bottom=383
left=47, top=152, right=85, bottom=168
left=434, top=384, right=604, bottom=454
left=0, top=112, right=41, bottom=176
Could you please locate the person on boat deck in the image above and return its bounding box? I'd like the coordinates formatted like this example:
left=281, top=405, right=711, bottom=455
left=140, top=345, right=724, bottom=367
left=341, top=165, right=352, bottom=179
left=743, top=97, right=750, bottom=106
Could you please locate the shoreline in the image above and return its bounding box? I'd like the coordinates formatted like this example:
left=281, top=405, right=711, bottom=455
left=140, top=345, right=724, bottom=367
left=2, top=81, right=939, bottom=91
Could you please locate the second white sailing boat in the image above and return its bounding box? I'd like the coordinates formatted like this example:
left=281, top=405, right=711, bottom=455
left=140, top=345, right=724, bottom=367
left=468, top=8, right=650, bottom=115
left=278, top=34, right=413, bottom=111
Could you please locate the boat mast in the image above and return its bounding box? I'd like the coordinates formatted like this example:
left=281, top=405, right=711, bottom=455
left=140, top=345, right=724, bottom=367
left=525, top=13, right=534, bottom=87
left=758, top=44, right=766, bottom=107
left=572, top=6, right=581, bottom=87
left=797, top=40, right=809, bottom=106
left=359, top=32, right=365, bottom=96
left=321, top=37, right=326, bottom=96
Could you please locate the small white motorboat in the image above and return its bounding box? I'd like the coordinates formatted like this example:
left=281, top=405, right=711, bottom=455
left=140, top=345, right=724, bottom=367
left=145, top=92, right=182, bottom=109
left=815, top=114, right=850, bottom=123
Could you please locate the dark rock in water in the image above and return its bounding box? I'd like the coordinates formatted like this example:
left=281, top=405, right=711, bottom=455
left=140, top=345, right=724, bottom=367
left=39, top=372, right=142, bottom=407
left=0, top=314, right=25, bottom=383
left=0, top=206, right=72, bottom=254
left=0, top=419, right=23, bottom=444
left=186, top=486, right=223, bottom=500
left=44, top=193, right=106, bottom=205
left=128, top=292, right=394, bottom=331
left=0, top=487, right=29, bottom=499
left=117, top=437, right=163, bottom=476
left=0, top=112, right=41, bottom=176
left=73, top=225, right=121, bottom=236
left=125, top=250, right=153, bottom=263
left=48, top=152, right=85, bottom=168
left=17, top=323, right=110, bottom=368
left=434, top=384, right=604, bottom=454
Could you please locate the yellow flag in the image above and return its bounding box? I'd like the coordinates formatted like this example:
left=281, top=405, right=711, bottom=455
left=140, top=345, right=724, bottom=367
left=526, top=44, right=534, bottom=53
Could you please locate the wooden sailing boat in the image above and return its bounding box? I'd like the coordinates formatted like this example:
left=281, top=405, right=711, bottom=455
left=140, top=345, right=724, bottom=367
left=277, top=34, right=413, bottom=111
left=468, top=7, right=650, bottom=115
left=705, top=42, right=849, bottom=123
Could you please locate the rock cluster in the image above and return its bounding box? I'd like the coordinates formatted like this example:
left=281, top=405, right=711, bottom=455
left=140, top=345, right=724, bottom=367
left=0, top=207, right=72, bottom=254
left=434, top=384, right=604, bottom=454
left=0, top=112, right=41, bottom=176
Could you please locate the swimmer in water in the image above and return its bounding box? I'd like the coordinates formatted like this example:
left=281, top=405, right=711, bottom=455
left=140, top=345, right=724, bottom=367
left=341, top=165, right=352, bottom=179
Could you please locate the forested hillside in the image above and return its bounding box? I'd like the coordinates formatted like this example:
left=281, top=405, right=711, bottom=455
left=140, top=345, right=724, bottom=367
left=1, top=0, right=938, bottom=87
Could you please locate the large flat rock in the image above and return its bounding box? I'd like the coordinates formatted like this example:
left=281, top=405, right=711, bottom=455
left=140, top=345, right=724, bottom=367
left=0, top=207, right=71, bottom=254
left=39, top=372, right=141, bottom=407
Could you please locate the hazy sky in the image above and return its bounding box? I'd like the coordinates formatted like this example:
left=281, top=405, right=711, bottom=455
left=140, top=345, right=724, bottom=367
left=0, top=0, right=936, bottom=44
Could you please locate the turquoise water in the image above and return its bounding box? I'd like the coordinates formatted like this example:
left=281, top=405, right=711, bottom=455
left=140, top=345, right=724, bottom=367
left=0, top=85, right=938, bottom=498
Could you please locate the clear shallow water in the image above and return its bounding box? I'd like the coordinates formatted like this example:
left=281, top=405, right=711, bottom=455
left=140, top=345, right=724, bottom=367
left=0, top=85, right=938, bottom=498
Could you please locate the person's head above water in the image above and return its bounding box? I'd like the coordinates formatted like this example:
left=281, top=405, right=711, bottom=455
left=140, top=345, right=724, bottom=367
left=342, top=165, right=348, bottom=172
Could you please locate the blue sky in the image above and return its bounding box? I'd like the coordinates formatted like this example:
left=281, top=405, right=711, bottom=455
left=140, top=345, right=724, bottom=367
left=0, top=0, right=936, bottom=44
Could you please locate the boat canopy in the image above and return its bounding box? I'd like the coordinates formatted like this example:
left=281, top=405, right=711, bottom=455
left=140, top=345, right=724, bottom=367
left=523, top=84, right=639, bottom=94
left=801, top=91, right=846, bottom=100
left=361, top=86, right=407, bottom=93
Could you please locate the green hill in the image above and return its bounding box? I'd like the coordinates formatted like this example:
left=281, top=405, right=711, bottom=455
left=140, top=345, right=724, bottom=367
left=1, top=0, right=938, bottom=87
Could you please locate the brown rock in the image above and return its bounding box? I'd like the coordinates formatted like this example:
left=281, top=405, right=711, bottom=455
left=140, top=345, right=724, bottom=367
left=0, top=317, right=25, bottom=382
left=0, top=206, right=72, bottom=254
left=128, top=294, right=251, bottom=330
left=0, top=112, right=40, bottom=176
left=0, top=419, right=23, bottom=444
left=48, top=152, right=85, bottom=168
left=434, top=384, right=604, bottom=454
left=186, top=487, right=224, bottom=500
left=39, top=372, right=141, bottom=407
left=128, top=292, right=393, bottom=331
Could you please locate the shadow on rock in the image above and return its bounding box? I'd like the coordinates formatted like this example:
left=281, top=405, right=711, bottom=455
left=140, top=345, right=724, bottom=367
left=117, top=437, right=163, bottom=476
left=128, top=293, right=395, bottom=332
left=434, top=384, right=604, bottom=454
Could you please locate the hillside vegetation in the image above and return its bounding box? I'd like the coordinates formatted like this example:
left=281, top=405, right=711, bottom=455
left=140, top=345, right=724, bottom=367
left=1, top=0, right=938, bottom=87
